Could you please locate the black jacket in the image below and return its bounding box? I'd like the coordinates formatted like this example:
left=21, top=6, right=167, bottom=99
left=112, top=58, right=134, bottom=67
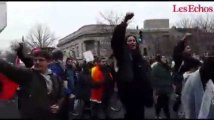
left=172, top=40, right=186, bottom=73
left=0, top=59, right=64, bottom=120
left=76, top=70, right=92, bottom=101
left=111, top=21, right=153, bottom=107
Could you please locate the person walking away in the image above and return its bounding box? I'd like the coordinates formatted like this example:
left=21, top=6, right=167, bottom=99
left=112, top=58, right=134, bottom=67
left=90, top=58, right=113, bottom=119
left=151, top=55, right=173, bottom=119
left=75, top=61, right=93, bottom=118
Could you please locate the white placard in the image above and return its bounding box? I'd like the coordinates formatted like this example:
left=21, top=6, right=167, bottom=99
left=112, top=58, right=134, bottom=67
left=64, top=49, right=73, bottom=58
left=83, top=51, right=94, bottom=62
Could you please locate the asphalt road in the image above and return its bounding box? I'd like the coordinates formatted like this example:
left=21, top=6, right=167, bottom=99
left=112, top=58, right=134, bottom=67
left=0, top=93, right=181, bottom=119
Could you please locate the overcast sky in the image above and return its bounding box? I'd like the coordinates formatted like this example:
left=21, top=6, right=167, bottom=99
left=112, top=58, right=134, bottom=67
left=0, top=1, right=213, bottom=51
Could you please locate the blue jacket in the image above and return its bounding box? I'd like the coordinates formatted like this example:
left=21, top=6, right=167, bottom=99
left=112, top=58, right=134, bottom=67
left=49, top=61, right=68, bottom=95
left=65, top=66, right=77, bottom=95
left=49, top=62, right=65, bottom=81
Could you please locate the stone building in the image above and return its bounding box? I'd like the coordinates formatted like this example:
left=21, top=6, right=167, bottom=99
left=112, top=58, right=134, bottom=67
left=57, top=24, right=139, bottom=60
left=57, top=19, right=214, bottom=61
left=57, top=24, right=181, bottom=61
left=144, top=19, right=169, bottom=30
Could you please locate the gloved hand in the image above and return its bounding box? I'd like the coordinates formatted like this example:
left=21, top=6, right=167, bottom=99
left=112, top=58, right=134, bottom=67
left=124, top=12, right=134, bottom=23
left=14, top=43, right=24, bottom=52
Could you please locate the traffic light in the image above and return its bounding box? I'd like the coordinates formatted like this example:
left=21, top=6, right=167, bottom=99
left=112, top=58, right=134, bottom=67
left=138, top=30, right=143, bottom=43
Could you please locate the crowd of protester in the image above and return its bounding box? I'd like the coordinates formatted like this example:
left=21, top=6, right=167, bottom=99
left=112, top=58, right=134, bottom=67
left=0, top=12, right=214, bottom=120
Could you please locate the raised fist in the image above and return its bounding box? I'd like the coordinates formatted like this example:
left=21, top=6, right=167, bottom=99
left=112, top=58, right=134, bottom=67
left=124, top=12, right=134, bottom=22
left=15, top=43, right=24, bottom=52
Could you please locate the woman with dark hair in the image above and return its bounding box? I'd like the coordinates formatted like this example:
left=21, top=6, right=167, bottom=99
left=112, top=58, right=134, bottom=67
left=172, top=33, right=201, bottom=116
left=181, top=50, right=214, bottom=118
left=111, top=12, right=153, bottom=119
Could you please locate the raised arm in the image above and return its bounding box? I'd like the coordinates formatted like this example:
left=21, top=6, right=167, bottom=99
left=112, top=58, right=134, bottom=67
left=0, top=59, right=32, bottom=84
left=172, top=33, right=191, bottom=72
left=111, top=13, right=134, bottom=59
left=16, top=43, right=34, bottom=68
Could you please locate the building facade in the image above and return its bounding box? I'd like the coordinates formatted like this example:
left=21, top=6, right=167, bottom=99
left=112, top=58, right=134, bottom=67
left=0, top=2, right=7, bottom=33
left=57, top=24, right=182, bottom=60
left=144, top=19, right=169, bottom=30
left=57, top=24, right=141, bottom=60
left=57, top=21, right=214, bottom=61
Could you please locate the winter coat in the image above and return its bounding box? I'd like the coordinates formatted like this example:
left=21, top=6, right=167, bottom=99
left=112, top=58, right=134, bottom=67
left=49, top=61, right=65, bottom=81
left=65, top=66, right=76, bottom=95
left=151, top=62, right=173, bottom=95
left=181, top=54, right=201, bottom=74
left=0, top=59, right=64, bottom=120
left=172, top=40, right=201, bottom=94
left=76, top=70, right=92, bottom=101
left=172, top=40, right=186, bottom=73
left=90, top=65, right=107, bottom=103
left=111, top=21, right=153, bottom=107
left=198, top=79, right=214, bottom=118
left=181, top=69, right=204, bottom=119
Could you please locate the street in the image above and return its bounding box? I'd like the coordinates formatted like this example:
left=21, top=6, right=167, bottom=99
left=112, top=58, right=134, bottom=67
left=0, top=93, right=180, bottom=119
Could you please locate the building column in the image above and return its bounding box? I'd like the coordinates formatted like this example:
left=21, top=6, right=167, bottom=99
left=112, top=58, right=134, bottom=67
left=82, top=42, right=86, bottom=52
left=78, top=42, right=82, bottom=58
left=94, top=41, right=98, bottom=57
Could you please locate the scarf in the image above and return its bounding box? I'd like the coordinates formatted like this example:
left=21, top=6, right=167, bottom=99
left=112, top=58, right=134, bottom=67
left=40, top=69, right=53, bottom=95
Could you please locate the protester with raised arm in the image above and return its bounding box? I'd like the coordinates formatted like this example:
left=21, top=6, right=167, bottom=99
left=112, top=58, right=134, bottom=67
left=111, top=12, right=153, bottom=119
left=0, top=50, right=64, bottom=120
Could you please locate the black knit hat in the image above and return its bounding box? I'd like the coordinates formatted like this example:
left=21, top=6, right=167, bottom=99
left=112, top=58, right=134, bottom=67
left=52, top=49, right=63, bottom=60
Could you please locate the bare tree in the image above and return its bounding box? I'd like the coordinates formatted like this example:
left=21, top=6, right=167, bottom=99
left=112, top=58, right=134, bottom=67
left=96, top=10, right=124, bottom=25
left=175, top=14, right=214, bottom=32
left=192, top=14, right=214, bottom=32
left=25, top=23, right=57, bottom=49
left=176, top=17, right=193, bottom=28
left=96, top=10, right=128, bottom=37
left=8, top=37, right=31, bottom=55
left=95, top=11, right=126, bottom=57
left=174, top=14, right=214, bottom=55
left=9, top=39, right=20, bottom=51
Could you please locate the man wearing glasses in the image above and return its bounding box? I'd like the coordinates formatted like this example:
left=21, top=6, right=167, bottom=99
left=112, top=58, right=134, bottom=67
left=0, top=50, right=64, bottom=120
